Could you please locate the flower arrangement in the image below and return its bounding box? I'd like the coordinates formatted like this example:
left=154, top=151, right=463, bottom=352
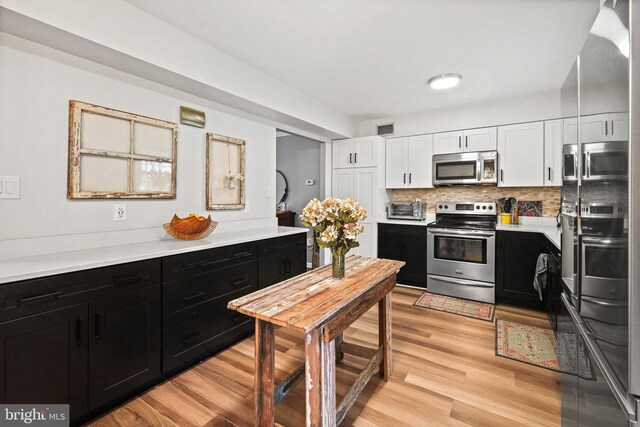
left=300, top=197, right=367, bottom=278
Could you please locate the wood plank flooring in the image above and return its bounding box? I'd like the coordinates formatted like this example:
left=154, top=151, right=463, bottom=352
left=87, top=286, right=560, bottom=426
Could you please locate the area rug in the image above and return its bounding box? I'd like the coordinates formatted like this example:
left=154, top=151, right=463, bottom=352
left=413, top=292, right=495, bottom=322
left=495, top=319, right=560, bottom=372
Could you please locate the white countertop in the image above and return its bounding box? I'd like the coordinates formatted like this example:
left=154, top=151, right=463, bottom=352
left=496, top=222, right=561, bottom=250
left=0, top=226, right=308, bottom=285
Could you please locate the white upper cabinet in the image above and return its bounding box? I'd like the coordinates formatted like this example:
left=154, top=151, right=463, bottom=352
left=463, top=127, right=497, bottom=152
left=433, top=127, right=496, bottom=155
left=332, top=136, right=379, bottom=168
left=385, top=135, right=432, bottom=189
left=580, top=112, right=628, bottom=143
left=563, top=117, right=578, bottom=144
left=433, top=131, right=463, bottom=155
left=498, top=121, right=544, bottom=187
left=385, top=137, right=408, bottom=188
left=407, top=135, right=433, bottom=188
left=544, top=119, right=563, bottom=186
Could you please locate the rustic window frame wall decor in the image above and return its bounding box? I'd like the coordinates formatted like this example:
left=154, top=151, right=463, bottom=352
left=206, top=133, right=246, bottom=210
left=67, top=100, right=178, bottom=199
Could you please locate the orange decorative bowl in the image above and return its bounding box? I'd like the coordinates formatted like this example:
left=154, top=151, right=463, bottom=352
left=163, top=214, right=217, bottom=240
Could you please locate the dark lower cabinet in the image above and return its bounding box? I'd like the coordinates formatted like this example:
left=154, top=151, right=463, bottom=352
left=495, top=231, right=546, bottom=309
left=88, top=286, right=161, bottom=410
left=258, top=234, right=306, bottom=289
left=377, top=223, right=427, bottom=287
left=0, top=304, right=88, bottom=420
left=545, top=245, right=562, bottom=334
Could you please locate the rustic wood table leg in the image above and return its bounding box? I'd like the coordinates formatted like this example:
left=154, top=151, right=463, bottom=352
left=335, top=332, right=344, bottom=362
left=305, top=327, right=336, bottom=427
left=255, top=319, right=276, bottom=427
left=379, top=291, right=392, bottom=380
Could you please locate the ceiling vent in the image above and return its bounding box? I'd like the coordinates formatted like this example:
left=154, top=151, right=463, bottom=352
left=377, top=123, right=395, bottom=136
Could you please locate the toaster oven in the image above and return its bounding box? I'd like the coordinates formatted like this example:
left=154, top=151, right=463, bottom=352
left=387, top=202, right=427, bottom=221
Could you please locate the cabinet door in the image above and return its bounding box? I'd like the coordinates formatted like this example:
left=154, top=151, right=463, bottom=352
left=354, top=220, right=374, bottom=257
left=580, top=113, right=609, bottom=143
left=407, top=135, right=433, bottom=188
left=497, top=122, right=544, bottom=187
left=397, top=230, right=427, bottom=287
left=563, top=117, right=578, bottom=144
left=544, top=119, right=564, bottom=186
left=433, top=131, right=463, bottom=155
left=609, top=112, right=628, bottom=141
left=385, top=137, right=408, bottom=189
left=377, top=225, right=402, bottom=260
left=352, top=136, right=378, bottom=167
left=463, top=127, right=497, bottom=152
left=0, top=304, right=88, bottom=420
left=332, top=139, right=353, bottom=168
left=353, top=168, right=375, bottom=217
left=332, top=169, right=353, bottom=200
left=495, top=231, right=545, bottom=309
left=88, top=286, right=161, bottom=410
left=257, top=254, right=288, bottom=289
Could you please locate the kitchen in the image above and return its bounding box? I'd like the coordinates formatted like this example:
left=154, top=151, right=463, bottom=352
left=0, top=0, right=637, bottom=426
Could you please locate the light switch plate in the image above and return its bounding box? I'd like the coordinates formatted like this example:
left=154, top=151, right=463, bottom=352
left=0, top=176, right=20, bottom=199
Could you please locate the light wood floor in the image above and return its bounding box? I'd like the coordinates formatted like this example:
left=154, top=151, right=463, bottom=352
left=88, top=287, right=560, bottom=426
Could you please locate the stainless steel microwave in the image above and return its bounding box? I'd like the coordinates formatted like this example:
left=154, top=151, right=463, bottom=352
left=432, top=151, right=497, bottom=186
left=582, top=141, right=628, bottom=182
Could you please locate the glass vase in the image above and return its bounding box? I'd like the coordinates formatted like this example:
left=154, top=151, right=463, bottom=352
left=332, top=253, right=345, bottom=279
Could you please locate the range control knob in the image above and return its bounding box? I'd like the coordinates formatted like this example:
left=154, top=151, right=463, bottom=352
left=444, top=205, right=449, bottom=209
left=476, top=205, right=480, bottom=210
left=438, top=205, right=443, bottom=209
left=482, top=206, right=487, bottom=210
left=489, top=206, right=493, bottom=210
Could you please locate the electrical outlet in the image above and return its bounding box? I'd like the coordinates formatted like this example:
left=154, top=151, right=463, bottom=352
left=113, top=204, right=126, bottom=221
left=0, top=176, right=20, bottom=199
left=266, top=186, right=272, bottom=198
left=307, top=237, right=313, bottom=246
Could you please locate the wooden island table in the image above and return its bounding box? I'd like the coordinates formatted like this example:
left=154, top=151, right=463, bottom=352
left=228, top=255, right=405, bottom=427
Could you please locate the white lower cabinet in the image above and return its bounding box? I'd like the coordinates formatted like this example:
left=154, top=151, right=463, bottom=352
left=498, top=122, right=544, bottom=187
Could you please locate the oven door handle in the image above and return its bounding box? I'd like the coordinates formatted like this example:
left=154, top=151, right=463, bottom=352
left=581, top=236, right=627, bottom=247
left=428, top=228, right=495, bottom=239
left=427, top=275, right=494, bottom=288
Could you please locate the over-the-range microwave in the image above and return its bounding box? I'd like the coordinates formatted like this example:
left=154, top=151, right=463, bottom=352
left=432, top=151, right=497, bottom=186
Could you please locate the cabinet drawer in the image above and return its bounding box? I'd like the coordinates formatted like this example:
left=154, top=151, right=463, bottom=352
left=163, top=261, right=257, bottom=326
left=162, top=296, right=253, bottom=372
left=258, top=234, right=306, bottom=256
left=0, top=259, right=160, bottom=322
left=162, top=242, right=257, bottom=282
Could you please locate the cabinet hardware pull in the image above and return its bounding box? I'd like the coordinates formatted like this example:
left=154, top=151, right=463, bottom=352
left=230, top=278, right=249, bottom=286
left=76, top=318, right=83, bottom=345
left=94, top=311, right=101, bottom=340
left=354, top=153, right=358, bottom=163
left=403, top=173, right=406, bottom=184
left=181, top=331, right=203, bottom=346
left=279, top=260, right=285, bottom=275
left=548, top=167, right=551, bottom=181
left=183, top=260, right=205, bottom=270
left=182, top=292, right=205, bottom=303
left=409, top=173, right=412, bottom=184
left=611, top=120, right=614, bottom=135
left=230, top=251, right=251, bottom=258
left=465, top=136, right=468, bottom=148
left=458, top=136, right=461, bottom=149
left=115, top=274, right=149, bottom=286
left=18, top=291, right=62, bottom=305
left=230, top=314, right=246, bottom=323
left=605, top=120, right=608, bottom=136
left=285, top=259, right=291, bottom=274
left=349, top=153, right=352, bottom=163
left=500, top=169, right=504, bottom=183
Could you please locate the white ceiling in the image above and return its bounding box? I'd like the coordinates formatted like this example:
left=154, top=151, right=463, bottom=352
left=125, top=0, right=599, bottom=121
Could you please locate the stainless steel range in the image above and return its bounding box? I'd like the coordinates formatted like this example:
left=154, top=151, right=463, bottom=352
left=427, top=202, right=497, bottom=304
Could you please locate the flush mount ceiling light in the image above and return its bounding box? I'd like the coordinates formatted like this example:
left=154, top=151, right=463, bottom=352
left=427, top=73, right=462, bottom=90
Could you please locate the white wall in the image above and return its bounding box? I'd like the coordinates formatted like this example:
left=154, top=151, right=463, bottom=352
left=358, top=90, right=562, bottom=137
left=0, top=0, right=357, bottom=138
left=0, top=33, right=281, bottom=241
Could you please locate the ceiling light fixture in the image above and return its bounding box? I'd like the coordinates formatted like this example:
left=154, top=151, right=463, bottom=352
left=427, top=73, right=462, bottom=90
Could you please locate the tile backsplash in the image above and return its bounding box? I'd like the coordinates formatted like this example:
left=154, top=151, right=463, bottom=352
left=392, top=186, right=561, bottom=217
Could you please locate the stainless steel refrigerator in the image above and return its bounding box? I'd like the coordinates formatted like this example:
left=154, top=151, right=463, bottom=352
left=559, top=0, right=639, bottom=425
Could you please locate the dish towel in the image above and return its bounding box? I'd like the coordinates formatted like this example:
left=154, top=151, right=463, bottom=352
left=533, top=253, right=548, bottom=301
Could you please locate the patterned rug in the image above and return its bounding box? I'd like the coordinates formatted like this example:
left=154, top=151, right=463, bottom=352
left=495, top=319, right=561, bottom=372
left=413, top=292, right=495, bottom=322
